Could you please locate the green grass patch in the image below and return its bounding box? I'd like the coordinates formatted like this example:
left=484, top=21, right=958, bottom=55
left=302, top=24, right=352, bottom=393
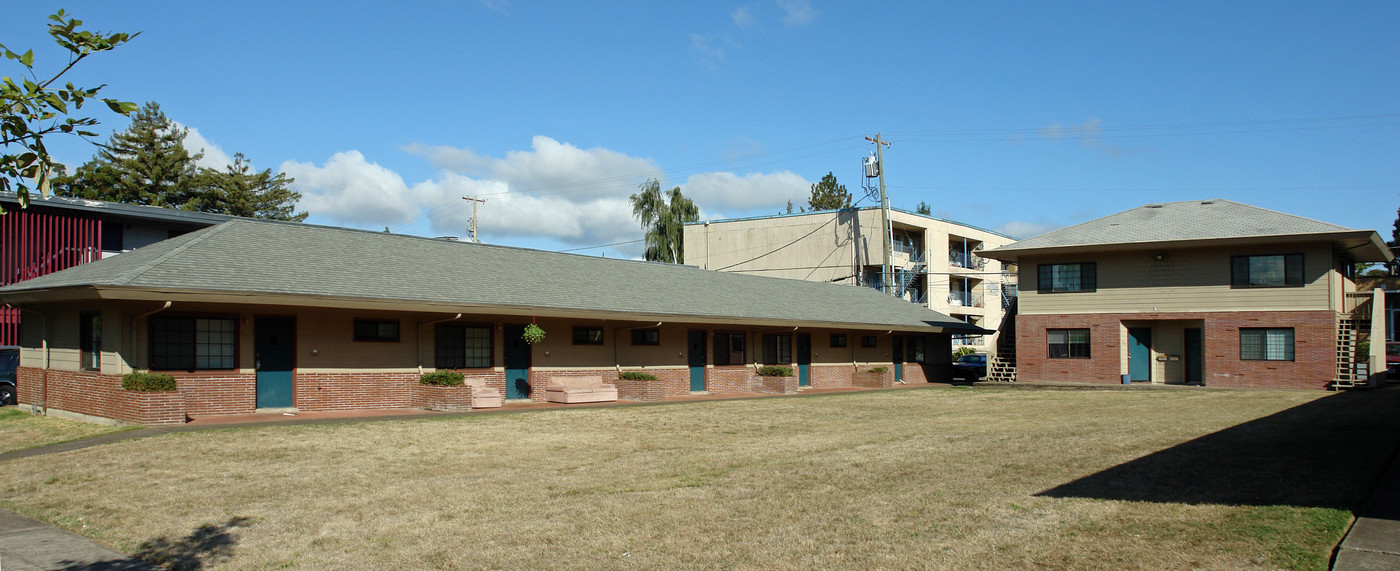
left=0, top=408, right=136, bottom=454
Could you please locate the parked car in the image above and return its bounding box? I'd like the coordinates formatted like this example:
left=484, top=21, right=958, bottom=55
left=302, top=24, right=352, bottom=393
left=951, top=353, right=987, bottom=382
left=1387, top=343, right=1400, bottom=378
left=0, top=346, right=17, bottom=405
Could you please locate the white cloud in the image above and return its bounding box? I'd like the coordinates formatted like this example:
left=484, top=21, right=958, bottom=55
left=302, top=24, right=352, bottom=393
left=683, top=170, right=809, bottom=213
left=479, top=0, right=509, bottom=14
left=776, top=0, right=819, bottom=26
left=280, top=151, right=422, bottom=225
left=994, top=220, right=1062, bottom=240
left=179, top=124, right=234, bottom=170
left=690, top=34, right=728, bottom=66
left=731, top=6, right=756, bottom=27
left=288, top=138, right=812, bottom=251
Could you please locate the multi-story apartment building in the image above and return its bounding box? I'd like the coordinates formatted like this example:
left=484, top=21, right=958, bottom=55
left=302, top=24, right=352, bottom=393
left=684, top=207, right=1017, bottom=353
left=979, top=199, right=1392, bottom=389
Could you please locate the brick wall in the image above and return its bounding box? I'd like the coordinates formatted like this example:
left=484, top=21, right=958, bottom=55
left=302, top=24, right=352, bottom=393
left=751, top=374, right=799, bottom=394
left=810, top=364, right=857, bottom=389
left=708, top=366, right=753, bottom=394
left=16, top=367, right=185, bottom=425
left=410, top=384, right=472, bottom=412
left=614, top=368, right=690, bottom=401
left=295, top=371, right=421, bottom=411
left=1017, top=310, right=1337, bottom=390
left=167, top=371, right=255, bottom=416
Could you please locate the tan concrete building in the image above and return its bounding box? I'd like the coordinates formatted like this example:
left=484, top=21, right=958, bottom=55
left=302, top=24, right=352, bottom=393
left=684, top=207, right=1017, bottom=354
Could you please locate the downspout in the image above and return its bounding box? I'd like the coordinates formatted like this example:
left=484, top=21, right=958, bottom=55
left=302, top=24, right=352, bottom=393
left=418, top=313, right=463, bottom=374
left=130, top=302, right=173, bottom=374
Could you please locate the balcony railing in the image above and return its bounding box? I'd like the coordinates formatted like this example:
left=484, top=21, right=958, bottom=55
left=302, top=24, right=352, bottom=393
left=952, top=334, right=985, bottom=346
left=950, top=250, right=985, bottom=270
left=948, top=290, right=985, bottom=308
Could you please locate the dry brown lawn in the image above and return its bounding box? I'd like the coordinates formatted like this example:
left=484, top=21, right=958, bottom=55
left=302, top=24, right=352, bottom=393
left=3, top=386, right=1397, bottom=570
left=0, top=407, right=135, bottom=454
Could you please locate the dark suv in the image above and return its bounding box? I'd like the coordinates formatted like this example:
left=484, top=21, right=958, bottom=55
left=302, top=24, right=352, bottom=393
left=0, top=346, right=17, bottom=406
left=951, top=353, right=987, bottom=382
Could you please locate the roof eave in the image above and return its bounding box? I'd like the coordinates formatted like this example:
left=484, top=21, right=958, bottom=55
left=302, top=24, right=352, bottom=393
left=980, top=230, right=1393, bottom=263
left=4, top=285, right=956, bottom=332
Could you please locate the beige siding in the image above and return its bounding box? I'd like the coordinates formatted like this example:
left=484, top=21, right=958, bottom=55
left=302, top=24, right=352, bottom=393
left=1019, top=243, right=1338, bottom=315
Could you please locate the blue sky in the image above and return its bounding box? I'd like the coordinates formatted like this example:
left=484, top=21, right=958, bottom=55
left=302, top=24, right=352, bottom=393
left=5, top=1, right=1398, bottom=258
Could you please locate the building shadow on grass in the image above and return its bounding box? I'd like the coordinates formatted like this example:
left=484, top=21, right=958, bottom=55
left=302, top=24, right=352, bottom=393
left=1036, top=388, right=1400, bottom=514
left=122, top=516, right=251, bottom=571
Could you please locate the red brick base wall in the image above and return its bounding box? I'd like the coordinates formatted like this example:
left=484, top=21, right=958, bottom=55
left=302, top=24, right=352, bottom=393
left=167, top=371, right=255, bottom=416
left=752, top=374, right=799, bottom=394
left=708, top=367, right=753, bottom=394
left=614, top=369, right=690, bottom=401
left=1017, top=310, right=1337, bottom=390
left=411, top=384, right=473, bottom=411
left=16, top=367, right=186, bottom=425
left=852, top=369, right=894, bottom=388
left=811, top=364, right=857, bottom=389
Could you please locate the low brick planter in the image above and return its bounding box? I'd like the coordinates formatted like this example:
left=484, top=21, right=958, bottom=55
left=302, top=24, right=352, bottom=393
left=751, top=374, right=798, bottom=394
left=852, top=370, right=893, bottom=388
left=412, top=384, right=472, bottom=412
left=121, top=389, right=187, bottom=425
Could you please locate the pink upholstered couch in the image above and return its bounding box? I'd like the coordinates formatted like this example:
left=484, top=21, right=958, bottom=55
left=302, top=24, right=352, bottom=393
left=465, top=377, right=503, bottom=408
left=545, top=375, right=618, bottom=404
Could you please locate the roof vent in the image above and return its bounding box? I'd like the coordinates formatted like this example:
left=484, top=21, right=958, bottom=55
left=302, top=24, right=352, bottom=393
left=1145, top=204, right=1163, bottom=208
left=1200, top=200, right=1215, bottom=205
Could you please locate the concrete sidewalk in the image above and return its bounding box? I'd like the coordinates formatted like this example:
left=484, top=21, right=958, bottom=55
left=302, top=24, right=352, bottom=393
left=0, top=508, right=155, bottom=570
left=1334, top=446, right=1400, bottom=569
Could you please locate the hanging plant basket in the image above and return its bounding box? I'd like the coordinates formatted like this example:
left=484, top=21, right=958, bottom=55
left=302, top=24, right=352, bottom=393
left=521, top=323, right=546, bottom=344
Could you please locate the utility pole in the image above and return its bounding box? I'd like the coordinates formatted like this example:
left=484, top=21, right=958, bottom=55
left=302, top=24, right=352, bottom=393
left=462, top=196, right=485, bottom=242
left=865, top=133, right=893, bottom=296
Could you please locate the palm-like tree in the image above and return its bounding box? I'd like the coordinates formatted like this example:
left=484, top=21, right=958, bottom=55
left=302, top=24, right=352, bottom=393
left=630, top=178, right=698, bottom=263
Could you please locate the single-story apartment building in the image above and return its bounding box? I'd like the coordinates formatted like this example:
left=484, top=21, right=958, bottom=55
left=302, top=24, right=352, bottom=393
left=979, top=199, right=1392, bottom=390
left=0, top=218, right=985, bottom=425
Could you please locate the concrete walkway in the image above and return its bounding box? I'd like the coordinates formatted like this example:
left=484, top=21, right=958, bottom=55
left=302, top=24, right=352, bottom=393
left=1334, top=446, right=1400, bottom=569
left=0, top=508, right=155, bottom=570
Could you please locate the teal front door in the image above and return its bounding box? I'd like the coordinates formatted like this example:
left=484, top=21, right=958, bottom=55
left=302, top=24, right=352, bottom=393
left=796, top=333, right=811, bottom=387
left=893, top=335, right=905, bottom=382
left=255, top=317, right=295, bottom=408
left=687, top=330, right=707, bottom=392
left=1128, top=327, right=1152, bottom=382
left=503, top=324, right=532, bottom=399
left=1184, top=328, right=1203, bottom=385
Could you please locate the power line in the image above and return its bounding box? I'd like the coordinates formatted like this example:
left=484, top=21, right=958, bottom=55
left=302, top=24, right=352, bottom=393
left=559, top=238, right=644, bottom=253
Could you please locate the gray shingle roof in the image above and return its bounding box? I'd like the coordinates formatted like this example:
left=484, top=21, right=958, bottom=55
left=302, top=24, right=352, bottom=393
left=0, top=219, right=975, bottom=331
left=981, top=199, right=1387, bottom=260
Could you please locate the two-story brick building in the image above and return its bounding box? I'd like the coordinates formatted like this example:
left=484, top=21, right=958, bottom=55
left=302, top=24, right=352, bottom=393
left=979, top=199, right=1392, bottom=390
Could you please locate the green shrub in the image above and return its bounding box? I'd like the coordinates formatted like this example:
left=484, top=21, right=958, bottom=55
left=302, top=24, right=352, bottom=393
left=866, top=366, right=889, bottom=373
left=121, top=372, right=177, bottom=392
left=420, top=371, right=465, bottom=386
left=953, top=346, right=976, bottom=359
left=521, top=323, right=546, bottom=344
left=1358, top=341, right=1371, bottom=357
left=619, top=371, right=658, bottom=381
left=756, top=366, right=793, bottom=377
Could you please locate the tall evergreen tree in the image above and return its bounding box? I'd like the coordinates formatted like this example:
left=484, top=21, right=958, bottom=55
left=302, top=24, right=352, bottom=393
left=629, top=178, right=699, bottom=263
left=57, top=102, right=203, bottom=208
left=56, top=101, right=304, bottom=221
left=193, top=153, right=306, bottom=221
left=807, top=172, right=850, bottom=211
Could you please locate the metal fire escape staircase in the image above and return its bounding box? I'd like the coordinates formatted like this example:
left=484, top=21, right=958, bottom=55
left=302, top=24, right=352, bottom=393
left=1332, top=293, right=1373, bottom=389
left=986, top=282, right=1019, bottom=382
left=895, top=251, right=926, bottom=303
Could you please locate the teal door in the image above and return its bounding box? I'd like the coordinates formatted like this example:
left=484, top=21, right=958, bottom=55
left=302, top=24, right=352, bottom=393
left=1184, top=328, right=1203, bottom=385
left=796, top=334, right=811, bottom=387
left=687, top=330, right=707, bottom=392
left=1128, top=327, right=1152, bottom=382
left=255, top=317, right=295, bottom=408
left=503, top=324, right=531, bottom=399
left=893, top=335, right=905, bottom=382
